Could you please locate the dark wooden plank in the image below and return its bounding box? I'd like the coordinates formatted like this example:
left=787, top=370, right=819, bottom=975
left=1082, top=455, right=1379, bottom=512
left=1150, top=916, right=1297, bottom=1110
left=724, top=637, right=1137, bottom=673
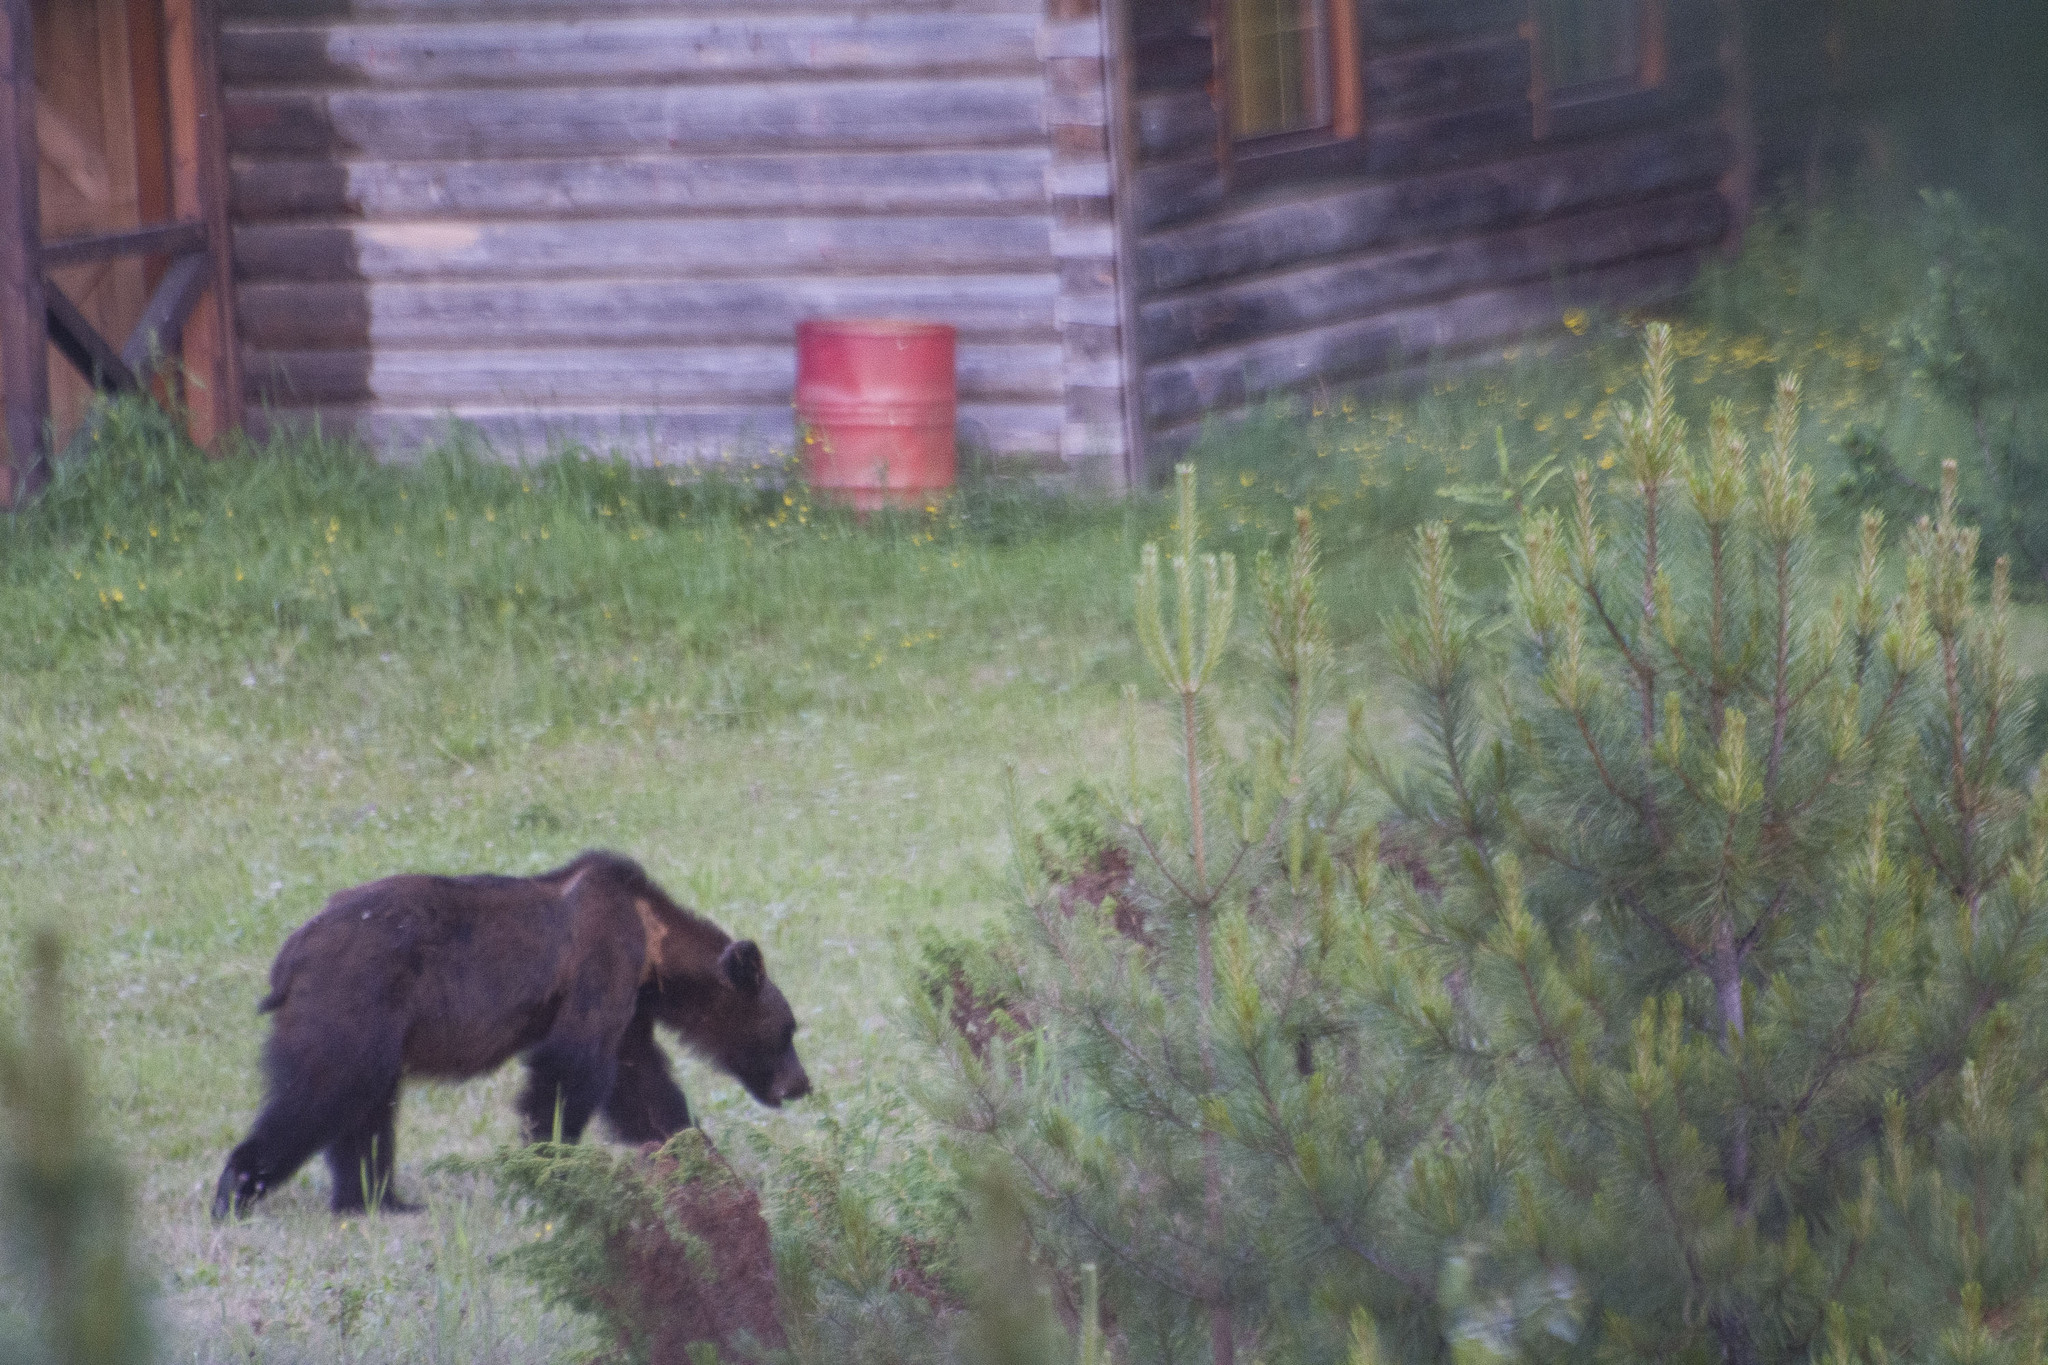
left=229, top=148, right=1054, bottom=221
left=47, top=283, right=141, bottom=392
left=1143, top=248, right=1704, bottom=428
left=1129, top=155, right=1226, bottom=230
left=1365, top=33, right=1529, bottom=120
left=1665, top=0, right=1723, bottom=60
left=234, top=214, right=1058, bottom=283
left=1139, top=188, right=1726, bottom=362
left=1136, top=122, right=1725, bottom=294
left=1133, top=99, right=1536, bottom=231
left=236, top=274, right=1061, bottom=349
left=243, top=341, right=1065, bottom=405
left=220, top=15, right=1041, bottom=87
left=1366, top=0, right=1520, bottom=50
left=121, top=250, right=212, bottom=370
left=1131, top=30, right=1210, bottom=94
left=1134, top=89, right=1214, bottom=161
left=1543, top=62, right=1722, bottom=142
left=40, top=220, right=207, bottom=267
left=1127, top=0, right=1200, bottom=42
left=0, top=0, right=46, bottom=501
left=225, top=80, right=1049, bottom=158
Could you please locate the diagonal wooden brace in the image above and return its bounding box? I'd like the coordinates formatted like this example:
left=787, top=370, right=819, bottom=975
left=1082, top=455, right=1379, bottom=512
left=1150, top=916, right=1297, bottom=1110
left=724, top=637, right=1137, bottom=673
left=121, top=249, right=210, bottom=375
left=46, top=279, right=136, bottom=392
left=45, top=247, right=211, bottom=394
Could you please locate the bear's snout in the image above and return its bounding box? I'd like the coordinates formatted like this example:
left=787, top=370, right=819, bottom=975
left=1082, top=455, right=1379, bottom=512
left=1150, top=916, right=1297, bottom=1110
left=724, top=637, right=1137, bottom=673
left=773, top=1059, right=811, bottom=1105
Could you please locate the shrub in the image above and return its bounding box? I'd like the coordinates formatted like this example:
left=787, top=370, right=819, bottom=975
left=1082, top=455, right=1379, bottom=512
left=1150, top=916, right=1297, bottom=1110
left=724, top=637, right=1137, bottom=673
left=457, top=1132, right=785, bottom=1365
left=1837, top=191, right=2048, bottom=592
left=924, top=325, right=2048, bottom=1364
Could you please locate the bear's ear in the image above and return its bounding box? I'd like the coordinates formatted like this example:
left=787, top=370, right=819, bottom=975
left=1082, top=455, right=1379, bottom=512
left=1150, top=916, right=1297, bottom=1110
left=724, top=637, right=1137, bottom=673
left=719, top=939, right=765, bottom=994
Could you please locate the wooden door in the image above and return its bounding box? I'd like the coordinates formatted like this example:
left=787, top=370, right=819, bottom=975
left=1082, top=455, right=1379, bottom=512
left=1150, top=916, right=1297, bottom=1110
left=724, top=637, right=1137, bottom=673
left=34, top=0, right=170, bottom=446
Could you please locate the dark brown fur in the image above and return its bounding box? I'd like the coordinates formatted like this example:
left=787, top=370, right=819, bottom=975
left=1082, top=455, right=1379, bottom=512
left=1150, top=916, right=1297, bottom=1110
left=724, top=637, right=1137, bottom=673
left=212, top=850, right=809, bottom=1220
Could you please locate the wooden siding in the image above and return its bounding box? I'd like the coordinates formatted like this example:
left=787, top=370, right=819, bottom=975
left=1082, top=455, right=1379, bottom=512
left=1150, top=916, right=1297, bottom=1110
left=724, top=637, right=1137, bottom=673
left=222, top=0, right=1124, bottom=473
left=1123, top=0, right=1731, bottom=464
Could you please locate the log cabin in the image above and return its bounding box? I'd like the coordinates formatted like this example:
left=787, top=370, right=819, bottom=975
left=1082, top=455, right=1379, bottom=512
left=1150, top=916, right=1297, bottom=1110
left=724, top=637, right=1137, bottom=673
left=4, top=0, right=1845, bottom=499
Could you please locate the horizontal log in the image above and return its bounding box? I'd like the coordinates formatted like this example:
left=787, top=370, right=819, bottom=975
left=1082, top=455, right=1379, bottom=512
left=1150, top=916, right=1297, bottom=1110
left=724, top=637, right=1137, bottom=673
left=1128, top=154, right=1225, bottom=230
left=234, top=214, right=1057, bottom=282
left=41, top=220, right=207, bottom=267
left=1133, top=99, right=1535, bottom=232
left=1130, top=30, right=1210, bottom=95
left=1136, top=121, right=1725, bottom=294
left=226, top=79, right=1047, bottom=158
left=1543, top=61, right=1722, bottom=142
left=220, top=14, right=1040, bottom=89
left=1127, top=0, right=1198, bottom=41
left=1139, top=187, right=1727, bottom=362
left=231, top=149, right=1054, bottom=221
left=1367, top=0, right=1520, bottom=50
left=243, top=341, right=1065, bottom=405
left=1143, top=248, right=1704, bottom=427
left=1665, top=1, right=1723, bottom=56
left=250, top=399, right=1065, bottom=461
left=236, top=274, right=1062, bottom=348
left=1366, top=33, right=1528, bottom=120
left=1134, top=89, right=1215, bottom=162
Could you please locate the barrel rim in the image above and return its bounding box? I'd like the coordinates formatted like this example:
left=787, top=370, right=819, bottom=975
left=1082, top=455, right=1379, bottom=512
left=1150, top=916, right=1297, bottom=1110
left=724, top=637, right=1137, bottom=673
left=796, top=317, right=958, bottom=341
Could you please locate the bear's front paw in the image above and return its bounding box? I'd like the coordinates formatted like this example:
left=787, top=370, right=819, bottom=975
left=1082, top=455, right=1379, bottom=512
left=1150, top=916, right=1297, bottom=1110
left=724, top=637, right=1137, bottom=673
left=211, top=1167, right=263, bottom=1223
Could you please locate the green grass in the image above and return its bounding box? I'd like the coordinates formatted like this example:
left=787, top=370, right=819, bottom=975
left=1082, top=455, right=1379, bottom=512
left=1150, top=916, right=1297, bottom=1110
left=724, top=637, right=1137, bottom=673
left=0, top=431, right=1191, bottom=1360
left=4, top=173, right=2046, bottom=1362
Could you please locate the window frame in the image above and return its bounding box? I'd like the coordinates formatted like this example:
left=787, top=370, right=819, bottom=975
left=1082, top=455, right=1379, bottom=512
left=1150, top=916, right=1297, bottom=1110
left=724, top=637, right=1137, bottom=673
left=1213, top=0, right=1364, bottom=161
left=1525, top=0, right=1669, bottom=138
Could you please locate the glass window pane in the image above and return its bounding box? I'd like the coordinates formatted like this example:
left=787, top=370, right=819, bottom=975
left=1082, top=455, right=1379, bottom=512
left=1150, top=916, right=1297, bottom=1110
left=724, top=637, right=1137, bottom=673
left=1230, top=0, right=1332, bottom=140
left=1537, top=0, right=1642, bottom=92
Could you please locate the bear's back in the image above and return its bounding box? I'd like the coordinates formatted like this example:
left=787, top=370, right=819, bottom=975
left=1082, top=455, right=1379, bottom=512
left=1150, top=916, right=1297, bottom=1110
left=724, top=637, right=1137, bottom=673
left=261, top=872, right=580, bottom=1018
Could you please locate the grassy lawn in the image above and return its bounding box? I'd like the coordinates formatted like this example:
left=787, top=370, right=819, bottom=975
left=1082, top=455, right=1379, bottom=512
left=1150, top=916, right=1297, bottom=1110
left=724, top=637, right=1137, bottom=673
left=0, top=452, right=1187, bottom=1359
left=2, top=183, right=2044, bottom=1362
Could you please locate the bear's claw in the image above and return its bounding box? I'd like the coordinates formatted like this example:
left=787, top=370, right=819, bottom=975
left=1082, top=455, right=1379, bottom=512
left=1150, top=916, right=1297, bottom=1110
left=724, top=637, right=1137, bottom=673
left=211, top=1167, right=263, bottom=1223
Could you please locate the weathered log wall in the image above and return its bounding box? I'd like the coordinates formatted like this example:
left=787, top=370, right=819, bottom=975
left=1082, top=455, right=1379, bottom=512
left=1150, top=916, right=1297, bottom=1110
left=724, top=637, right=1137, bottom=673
left=1125, top=0, right=1732, bottom=464
left=221, top=0, right=1127, bottom=474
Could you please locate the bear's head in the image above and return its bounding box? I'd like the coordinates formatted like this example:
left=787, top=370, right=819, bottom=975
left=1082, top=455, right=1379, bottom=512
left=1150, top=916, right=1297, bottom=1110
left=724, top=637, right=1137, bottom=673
left=700, top=940, right=811, bottom=1109
left=638, top=896, right=811, bottom=1109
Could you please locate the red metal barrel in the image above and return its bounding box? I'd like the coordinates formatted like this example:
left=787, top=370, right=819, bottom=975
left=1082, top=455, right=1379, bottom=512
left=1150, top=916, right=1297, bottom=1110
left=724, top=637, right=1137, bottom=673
left=795, top=319, right=957, bottom=510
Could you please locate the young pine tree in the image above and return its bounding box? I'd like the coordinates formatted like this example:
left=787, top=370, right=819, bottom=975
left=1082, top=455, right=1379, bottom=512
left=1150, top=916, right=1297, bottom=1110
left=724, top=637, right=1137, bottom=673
left=1365, top=323, right=2048, bottom=1363
left=0, top=932, right=152, bottom=1365
left=921, top=469, right=1455, bottom=1365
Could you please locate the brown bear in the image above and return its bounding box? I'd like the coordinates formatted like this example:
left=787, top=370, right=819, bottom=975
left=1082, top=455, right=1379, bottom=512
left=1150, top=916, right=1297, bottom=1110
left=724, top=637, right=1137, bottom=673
left=211, top=850, right=809, bottom=1220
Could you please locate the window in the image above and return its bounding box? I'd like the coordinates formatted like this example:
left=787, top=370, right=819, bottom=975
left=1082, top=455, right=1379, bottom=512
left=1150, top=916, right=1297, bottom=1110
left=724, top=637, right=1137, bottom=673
left=1222, top=0, right=1361, bottom=144
left=1528, top=0, right=1667, bottom=132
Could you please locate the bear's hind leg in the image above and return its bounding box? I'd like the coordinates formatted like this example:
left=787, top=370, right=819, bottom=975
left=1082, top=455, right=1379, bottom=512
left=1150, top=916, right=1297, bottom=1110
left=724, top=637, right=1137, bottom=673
left=601, top=1010, right=691, bottom=1143
left=326, top=1075, right=419, bottom=1215
left=517, top=1038, right=618, bottom=1144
